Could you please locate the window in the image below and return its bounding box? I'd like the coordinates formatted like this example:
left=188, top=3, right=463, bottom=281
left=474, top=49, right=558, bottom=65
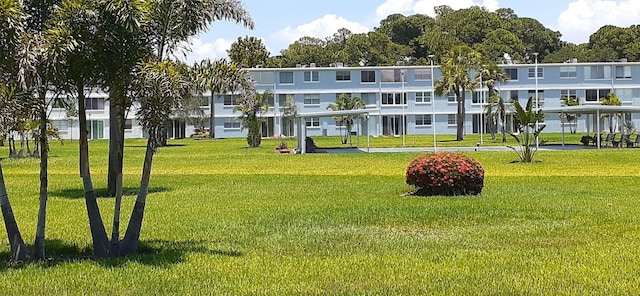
left=249, top=71, right=275, bottom=84
left=279, top=71, right=293, bottom=84
left=528, top=67, right=543, bottom=78
left=124, top=119, right=132, bottom=130
left=447, top=93, right=456, bottom=103
left=381, top=69, right=406, bottom=82
left=303, top=71, right=319, bottom=82
left=224, top=118, right=241, bottom=129
left=616, top=66, right=631, bottom=79
left=223, top=95, right=238, bottom=106
left=415, top=92, right=431, bottom=103
left=52, top=120, right=69, bottom=133
left=560, top=90, right=577, bottom=100
left=615, top=88, right=633, bottom=100
left=447, top=114, right=457, bottom=125
left=472, top=91, right=489, bottom=104
left=560, top=66, right=577, bottom=78
left=585, top=65, right=610, bottom=80
left=381, top=93, right=406, bottom=105
left=414, top=69, right=431, bottom=80
left=528, top=90, right=545, bottom=107
left=278, top=94, right=295, bottom=106
left=303, top=94, right=320, bottom=105
left=360, top=93, right=376, bottom=105
left=361, top=70, right=376, bottom=83
left=85, top=97, right=104, bottom=110
left=200, top=96, right=210, bottom=106
left=415, top=114, right=432, bottom=126
left=586, top=89, right=611, bottom=102
left=508, top=90, right=519, bottom=101
left=505, top=68, right=518, bottom=80
left=305, top=117, right=320, bottom=127
left=88, top=120, right=104, bottom=139
left=336, top=70, right=351, bottom=81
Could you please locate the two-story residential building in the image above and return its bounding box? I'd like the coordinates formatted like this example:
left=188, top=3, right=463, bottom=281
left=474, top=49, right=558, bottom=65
left=49, top=61, right=640, bottom=140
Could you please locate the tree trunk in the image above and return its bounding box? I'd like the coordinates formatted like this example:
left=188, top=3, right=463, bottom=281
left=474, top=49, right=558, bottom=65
left=17, top=135, right=24, bottom=158
left=78, top=84, right=111, bottom=258
left=0, top=161, right=29, bottom=261
left=107, top=86, right=126, bottom=197
left=120, top=139, right=155, bottom=256
left=32, top=101, right=49, bottom=260
left=208, top=92, right=215, bottom=139
left=456, top=88, right=465, bottom=141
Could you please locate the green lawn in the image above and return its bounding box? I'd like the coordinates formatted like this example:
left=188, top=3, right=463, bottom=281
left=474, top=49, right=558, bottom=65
left=0, top=135, right=639, bottom=295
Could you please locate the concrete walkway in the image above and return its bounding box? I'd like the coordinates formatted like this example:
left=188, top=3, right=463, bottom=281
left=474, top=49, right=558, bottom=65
left=324, top=144, right=596, bottom=154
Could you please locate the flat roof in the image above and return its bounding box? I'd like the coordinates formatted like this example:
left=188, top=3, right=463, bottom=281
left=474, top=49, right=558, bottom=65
left=542, top=105, right=640, bottom=114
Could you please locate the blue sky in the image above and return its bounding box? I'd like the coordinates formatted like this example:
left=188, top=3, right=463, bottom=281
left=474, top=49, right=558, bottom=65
left=181, top=0, right=640, bottom=63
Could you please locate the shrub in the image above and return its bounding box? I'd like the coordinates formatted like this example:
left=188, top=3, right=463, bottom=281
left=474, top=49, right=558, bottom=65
left=405, top=152, right=484, bottom=196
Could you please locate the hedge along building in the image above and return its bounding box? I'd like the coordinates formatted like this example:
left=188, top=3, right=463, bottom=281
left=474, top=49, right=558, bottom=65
left=46, top=61, right=640, bottom=141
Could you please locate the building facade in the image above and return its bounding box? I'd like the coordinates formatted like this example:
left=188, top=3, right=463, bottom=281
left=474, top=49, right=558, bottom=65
left=49, top=61, right=640, bottom=140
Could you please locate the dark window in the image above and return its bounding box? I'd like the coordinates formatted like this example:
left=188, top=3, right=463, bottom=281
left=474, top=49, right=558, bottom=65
left=336, top=70, right=351, bottom=81
left=361, top=70, right=376, bottom=83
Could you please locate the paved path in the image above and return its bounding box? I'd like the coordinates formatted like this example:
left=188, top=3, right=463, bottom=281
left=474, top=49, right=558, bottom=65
left=323, top=144, right=596, bottom=153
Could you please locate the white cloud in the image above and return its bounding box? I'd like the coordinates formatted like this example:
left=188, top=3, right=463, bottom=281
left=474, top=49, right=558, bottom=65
left=271, top=14, right=370, bottom=45
left=176, top=37, right=234, bottom=64
left=413, top=0, right=500, bottom=17
left=557, top=0, right=640, bottom=44
left=376, top=0, right=415, bottom=19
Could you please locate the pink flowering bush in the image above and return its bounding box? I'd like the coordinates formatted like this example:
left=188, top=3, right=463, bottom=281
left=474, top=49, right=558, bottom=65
left=406, top=152, right=484, bottom=196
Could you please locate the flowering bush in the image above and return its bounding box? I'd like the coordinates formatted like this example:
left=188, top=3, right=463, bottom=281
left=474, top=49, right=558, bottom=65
left=405, top=152, right=484, bottom=196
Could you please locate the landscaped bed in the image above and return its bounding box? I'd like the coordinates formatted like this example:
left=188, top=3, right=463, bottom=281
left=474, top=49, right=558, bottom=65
left=0, top=136, right=638, bottom=295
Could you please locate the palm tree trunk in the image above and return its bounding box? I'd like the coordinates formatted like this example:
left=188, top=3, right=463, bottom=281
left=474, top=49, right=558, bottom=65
left=78, top=85, right=111, bottom=257
left=32, top=101, right=49, bottom=260
left=208, top=92, right=216, bottom=139
left=0, top=161, right=29, bottom=261
left=457, top=89, right=465, bottom=141
left=120, top=139, right=155, bottom=256
left=107, top=86, right=126, bottom=197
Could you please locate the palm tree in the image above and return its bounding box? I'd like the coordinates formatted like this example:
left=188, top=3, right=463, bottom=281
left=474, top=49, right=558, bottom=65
left=234, top=88, right=270, bottom=148
left=327, top=93, right=366, bottom=145
left=560, top=96, right=580, bottom=134
left=485, top=95, right=510, bottom=142
left=194, top=59, right=247, bottom=139
left=435, top=45, right=482, bottom=141
left=600, top=93, right=622, bottom=133
left=509, top=97, right=545, bottom=162
left=120, top=60, right=192, bottom=255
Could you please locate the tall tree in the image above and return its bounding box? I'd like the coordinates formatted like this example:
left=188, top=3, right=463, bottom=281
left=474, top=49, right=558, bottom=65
left=435, top=45, right=482, bottom=141
left=120, top=60, right=191, bottom=255
left=194, top=59, right=247, bottom=139
left=228, top=36, right=269, bottom=68
left=103, top=0, right=255, bottom=197
left=327, top=93, right=365, bottom=145
left=234, top=87, right=269, bottom=148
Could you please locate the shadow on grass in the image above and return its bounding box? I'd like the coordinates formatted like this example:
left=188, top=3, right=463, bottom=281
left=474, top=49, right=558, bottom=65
left=127, top=143, right=187, bottom=148
left=0, top=239, right=242, bottom=270
left=51, top=186, right=171, bottom=199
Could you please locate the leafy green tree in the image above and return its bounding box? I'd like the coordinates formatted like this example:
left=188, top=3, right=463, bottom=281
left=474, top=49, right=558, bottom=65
left=543, top=43, right=594, bottom=63
left=120, top=60, right=192, bottom=255
left=412, top=29, right=463, bottom=64
left=341, top=31, right=411, bottom=66
left=434, top=45, right=482, bottom=141
left=234, top=89, right=269, bottom=148
left=327, top=93, right=365, bottom=145
left=193, top=59, right=247, bottom=139
left=560, top=96, right=580, bottom=134
left=589, top=25, right=640, bottom=61
left=508, top=97, right=545, bottom=162
left=474, top=29, right=525, bottom=62
left=507, top=17, right=562, bottom=61
left=485, top=95, right=509, bottom=142
left=228, top=36, right=269, bottom=68
left=478, top=62, right=508, bottom=142
left=436, top=6, right=502, bottom=46
left=280, top=36, right=331, bottom=67
left=600, top=93, right=622, bottom=133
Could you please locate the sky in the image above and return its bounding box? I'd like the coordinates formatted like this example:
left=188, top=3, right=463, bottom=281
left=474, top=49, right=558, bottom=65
left=181, top=0, right=640, bottom=64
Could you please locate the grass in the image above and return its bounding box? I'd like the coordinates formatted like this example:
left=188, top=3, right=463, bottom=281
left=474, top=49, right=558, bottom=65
left=0, top=134, right=639, bottom=295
